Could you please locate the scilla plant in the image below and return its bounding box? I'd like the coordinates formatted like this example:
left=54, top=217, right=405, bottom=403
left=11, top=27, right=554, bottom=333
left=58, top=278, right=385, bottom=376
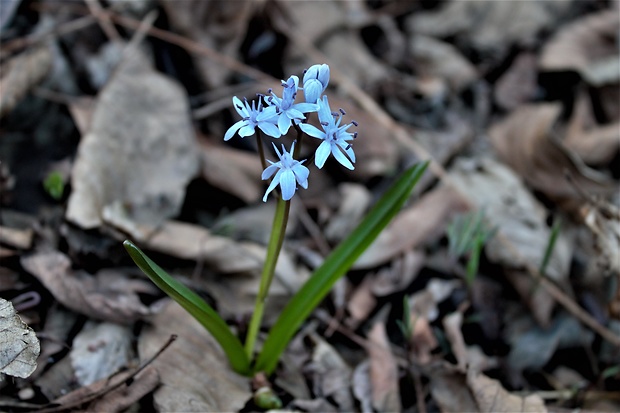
left=124, top=64, right=429, bottom=376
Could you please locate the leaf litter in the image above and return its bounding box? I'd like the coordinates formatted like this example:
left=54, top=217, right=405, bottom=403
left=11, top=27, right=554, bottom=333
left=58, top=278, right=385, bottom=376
left=1, top=0, right=619, bottom=411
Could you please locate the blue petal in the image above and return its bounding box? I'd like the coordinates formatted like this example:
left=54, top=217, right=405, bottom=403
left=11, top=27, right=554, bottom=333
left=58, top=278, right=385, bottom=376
left=299, top=123, right=325, bottom=139
left=317, top=64, right=330, bottom=87
left=224, top=119, right=245, bottom=141
left=293, top=102, right=319, bottom=114
left=332, top=145, right=354, bottom=170
left=338, top=140, right=356, bottom=162
left=303, top=65, right=319, bottom=85
left=258, top=122, right=282, bottom=138
left=261, top=164, right=279, bottom=180
left=239, top=124, right=256, bottom=137
left=292, top=163, right=309, bottom=188
left=317, top=95, right=333, bottom=125
left=286, top=108, right=305, bottom=120
left=303, top=80, right=322, bottom=103
left=314, top=141, right=331, bottom=169
left=263, top=169, right=283, bottom=202
left=278, top=114, right=292, bottom=135
left=279, top=169, right=296, bottom=200
left=232, top=96, right=249, bottom=117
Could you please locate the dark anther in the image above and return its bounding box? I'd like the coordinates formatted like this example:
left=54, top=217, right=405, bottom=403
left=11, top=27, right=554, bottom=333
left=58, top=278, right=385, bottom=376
left=351, top=120, right=358, bottom=127
left=346, top=144, right=352, bottom=150
left=353, top=132, right=358, bottom=139
left=339, top=108, right=346, bottom=115
left=267, top=88, right=273, bottom=94
left=321, top=121, right=329, bottom=126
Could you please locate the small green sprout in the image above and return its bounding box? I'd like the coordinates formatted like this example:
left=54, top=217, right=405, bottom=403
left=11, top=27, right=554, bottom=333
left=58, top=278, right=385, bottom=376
left=447, top=210, right=495, bottom=285
left=43, top=171, right=65, bottom=200
left=539, top=218, right=562, bottom=276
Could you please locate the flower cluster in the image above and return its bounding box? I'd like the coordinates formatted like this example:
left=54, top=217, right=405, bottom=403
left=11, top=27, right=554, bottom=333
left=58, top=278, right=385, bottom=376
left=225, top=64, right=358, bottom=202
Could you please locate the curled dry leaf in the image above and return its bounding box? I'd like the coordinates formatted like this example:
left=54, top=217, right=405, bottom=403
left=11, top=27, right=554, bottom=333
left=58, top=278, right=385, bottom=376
left=467, top=370, right=547, bottom=413
left=539, top=10, right=619, bottom=78
left=0, top=298, right=40, bottom=379
left=489, top=103, right=616, bottom=201
left=367, top=321, right=401, bottom=413
left=355, top=185, right=469, bottom=269
left=429, top=369, right=479, bottom=413
left=66, top=51, right=199, bottom=229
left=20, top=251, right=158, bottom=324
left=494, top=52, right=538, bottom=110
left=443, top=311, right=468, bottom=372
left=139, top=300, right=250, bottom=412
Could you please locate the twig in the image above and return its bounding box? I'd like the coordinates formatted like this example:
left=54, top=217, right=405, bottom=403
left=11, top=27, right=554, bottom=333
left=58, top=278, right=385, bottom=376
left=84, top=0, right=121, bottom=42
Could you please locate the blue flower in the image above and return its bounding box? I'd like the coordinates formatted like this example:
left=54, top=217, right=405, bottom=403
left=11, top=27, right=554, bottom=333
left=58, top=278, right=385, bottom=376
left=224, top=96, right=281, bottom=141
left=262, top=142, right=309, bottom=202
left=302, top=64, right=330, bottom=104
left=299, top=96, right=357, bottom=170
left=259, top=76, right=318, bottom=135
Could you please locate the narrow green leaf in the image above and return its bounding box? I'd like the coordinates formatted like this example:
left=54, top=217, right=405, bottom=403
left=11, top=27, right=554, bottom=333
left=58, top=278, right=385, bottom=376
left=254, top=161, right=429, bottom=373
left=123, top=240, right=251, bottom=375
left=539, top=218, right=562, bottom=276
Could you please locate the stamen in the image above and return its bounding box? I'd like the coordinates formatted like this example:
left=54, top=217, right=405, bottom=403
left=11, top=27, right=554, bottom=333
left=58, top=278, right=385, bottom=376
left=331, top=111, right=340, bottom=117
left=345, top=143, right=352, bottom=150
left=351, top=120, right=358, bottom=127
left=321, top=121, right=329, bottom=126
left=303, top=69, right=308, bottom=74
left=267, top=88, right=273, bottom=94
left=339, top=108, right=346, bottom=115
left=243, top=97, right=248, bottom=103
left=353, top=132, right=358, bottom=139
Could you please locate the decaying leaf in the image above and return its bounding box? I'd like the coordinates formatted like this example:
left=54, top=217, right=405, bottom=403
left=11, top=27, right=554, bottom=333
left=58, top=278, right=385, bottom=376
left=70, top=321, right=133, bottom=386
left=539, top=10, right=619, bottom=80
left=467, top=370, right=547, bottom=413
left=138, top=300, right=250, bottom=412
left=21, top=251, right=158, bottom=324
left=429, top=369, right=479, bottom=413
left=66, top=51, right=199, bottom=229
left=0, top=298, right=40, bottom=379
left=443, top=311, right=468, bottom=372
left=367, top=321, right=400, bottom=413
left=494, top=52, right=538, bottom=110
left=488, top=103, right=616, bottom=201
left=325, top=183, right=372, bottom=243
left=355, top=185, right=469, bottom=269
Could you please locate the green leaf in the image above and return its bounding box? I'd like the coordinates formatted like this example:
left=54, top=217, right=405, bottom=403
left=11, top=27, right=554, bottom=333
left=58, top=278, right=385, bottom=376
left=43, top=171, right=65, bottom=200
left=254, top=161, right=430, bottom=374
left=123, top=240, right=251, bottom=375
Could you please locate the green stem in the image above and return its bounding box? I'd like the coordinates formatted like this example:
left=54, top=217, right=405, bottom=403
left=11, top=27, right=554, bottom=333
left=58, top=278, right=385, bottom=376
left=245, top=196, right=291, bottom=359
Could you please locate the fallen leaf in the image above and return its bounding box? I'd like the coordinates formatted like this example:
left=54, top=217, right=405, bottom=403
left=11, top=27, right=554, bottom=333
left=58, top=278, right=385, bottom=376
left=352, top=360, right=373, bottom=413
left=489, top=103, right=616, bottom=201
left=367, top=321, right=400, bottom=413
left=467, top=370, right=547, bottom=413
left=355, top=185, right=469, bottom=269
left=494, top=52, right=538, bottom=110
left=409, top=316, right=438, bottom=365
left=408, top=34, right=478, bottom=92
left=443, top=311, right=468, bottom=372
left=70, top=321, right=133, bottom=386
left=0, top=298, right=40, bottom=378
left=199, top=138, right=264, bottom=203
left=324, top=183, right=372, bottom=243
left=138, top=299, right=250, bottom=412
left=539, top=10, right=619, bottom=80
left=21, top=251, right=158, bottom=324
left=409, top=279, right=461, bottom=322
left=429, top=369, right=479, bottom=413
left=66, top=51, right=199, bottom=229
left=0, top=225, right=33, bottom=249
left=306, top=334, right=354, bottom=411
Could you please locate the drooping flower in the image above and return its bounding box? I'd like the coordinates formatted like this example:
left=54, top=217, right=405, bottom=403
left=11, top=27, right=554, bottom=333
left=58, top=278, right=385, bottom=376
left=259, top=76, right=318, bottom=135
left=302, top=64, right=330, bottom=104
left=299, top=95, right=357, bottom=170
left=261, top=142, right=309, bottom=202
left=224, top=96, right=281, bottom=141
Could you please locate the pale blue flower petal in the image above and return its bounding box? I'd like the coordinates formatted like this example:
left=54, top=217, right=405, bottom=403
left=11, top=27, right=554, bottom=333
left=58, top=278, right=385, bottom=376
left=314, top=141, right=331, bottom=169
left=286, top=108, right=305, bottom=120
left=317, top=95, right=333, bottom=125
left=332, top=145, right=354, bottom=170
left=279, top=169, right=297, bottom=200
left=292, top=163, right=309, bottom=188
left=293, top=102, right=319, bottom=114
left=224, top=120, right=245, bottom=141
left=278, top=114, right=292, bottom=135
left=303, top=80, right=322, bottom=103
left=263, top=169, right=283, bottom=202
left=261, top=163, right=280, bottom=180
left=299, top=123, right=325, bottom=139
left=232, top=96, right=249, bottom=117
left=238, top=124, right=256, bottom=137
left=258, top=122, right=281, bottom=138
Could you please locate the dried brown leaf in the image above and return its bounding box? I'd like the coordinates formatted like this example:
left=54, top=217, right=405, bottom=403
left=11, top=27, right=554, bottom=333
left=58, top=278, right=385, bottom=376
left=355, top=186, right=469, bottom=269
left=0, top=298, right=40, bottom=379
left=21, top=251, right=157, bottom=324
left=539, top=10, right=619, bottom=77
left=429, top=370, right=478, bottom=413
left=199, top=138, right=263, bottom=203
left=138, top=300, right=250, bottom=412
left=66, top=52, right=199, bottom=229
left=494, top=52, right=538, bottom=110
left=443, top=311, right=468, bottom=372
left=367, top=321, right=400, bottom=413
left=467, top=370, right=547, bottom=413
left=489, top=103, right=616, bottom=201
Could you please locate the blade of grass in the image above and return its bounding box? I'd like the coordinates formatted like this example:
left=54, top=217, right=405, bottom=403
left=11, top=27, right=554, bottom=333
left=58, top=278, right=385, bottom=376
left=254, top=161, right=429, bottom=374
left=123, top=240, right=251, bottom=375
